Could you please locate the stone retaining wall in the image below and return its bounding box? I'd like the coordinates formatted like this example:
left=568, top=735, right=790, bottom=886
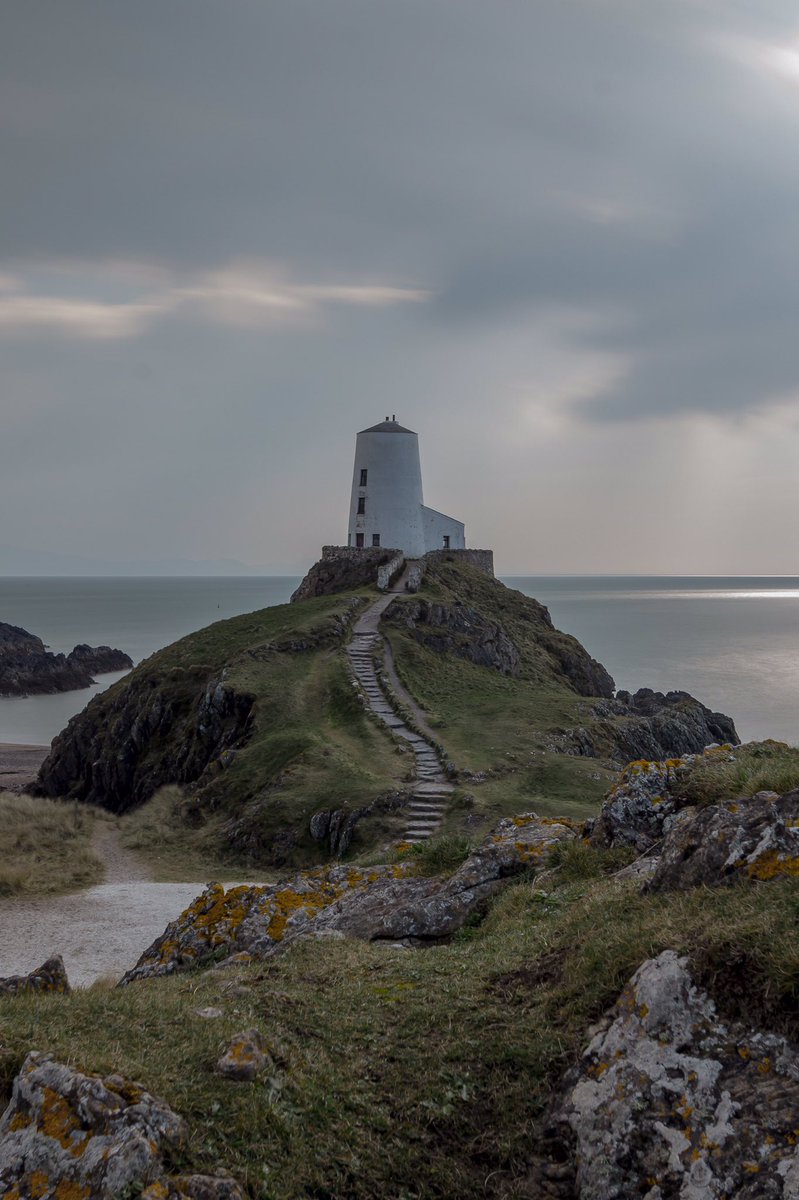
left=377, top=553, right=405, bottom=591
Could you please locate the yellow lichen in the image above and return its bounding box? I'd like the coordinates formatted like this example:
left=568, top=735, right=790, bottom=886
left=28, top=1172, right=50, bottom=1199
left=40, top=1088, right=89, bottom=1157
left=53, top=1183, right=91, bottom=1200
left=747, top=852, right=799, bottom=881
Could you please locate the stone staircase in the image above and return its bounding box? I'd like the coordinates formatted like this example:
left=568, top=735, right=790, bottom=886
left=347, top=588, right=453, bottom=842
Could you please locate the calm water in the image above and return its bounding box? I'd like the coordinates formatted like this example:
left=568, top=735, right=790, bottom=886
left=1, top=575, right=797, bottom=747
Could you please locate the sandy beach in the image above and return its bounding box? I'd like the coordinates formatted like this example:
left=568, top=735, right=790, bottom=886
left=0, top=742, right=48, bottom=792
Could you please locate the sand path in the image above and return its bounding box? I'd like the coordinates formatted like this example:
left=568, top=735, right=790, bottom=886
left=0, top=821, right=227, bottom=989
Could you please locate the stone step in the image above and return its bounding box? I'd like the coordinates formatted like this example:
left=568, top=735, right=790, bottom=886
left=407, top=803, right=446, bottom=813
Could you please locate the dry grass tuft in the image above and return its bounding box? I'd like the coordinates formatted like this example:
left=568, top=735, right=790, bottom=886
left=0, top=792, right=103, bottom=896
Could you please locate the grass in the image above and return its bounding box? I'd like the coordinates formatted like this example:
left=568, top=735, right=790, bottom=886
left=2, top=855, right=798, bottom=1197
left=0, top=792, right=104, bottom=896
left=676, top=740, right=799, bottom=807
left=382, top=560, right=617, bottom=829
left=119, top=787, right=276, bottom=883
left=46, top=592, right=411, bottom=867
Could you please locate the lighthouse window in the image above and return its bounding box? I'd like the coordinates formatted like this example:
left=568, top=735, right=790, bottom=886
left=356, top=533, right=365, bottom=548
left=360, top=469, right=368, bottom=486
left=372, top=534, right=381, bottom=547
left=357, top=497, right=366, bottom=514
left=443, top=535, right=451, bottom=549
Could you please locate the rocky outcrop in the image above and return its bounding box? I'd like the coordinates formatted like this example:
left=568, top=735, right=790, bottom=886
left=555, top=951, right=799, bottom=1198
left=0, top=955, right=70, bottom=997
left=120, top=814, right=576, bottom=983
left=36, top=672, right=255, bottom=813
left=589, top=743, right=799, bottom=894
left=0, top=622, right=132, bottom=696
left=291, top=547, right=399, bottom=601
left=0, top=1052, right=244, bottom=1199
left=585, top=687, right=740, bottom=763
left=590, top=744, right=737, bottom=852
left=646, top=789, right=799, bottom=892
left=387, top=599, right=523, bottom=676
left=385, top=594, right=616, bottom=697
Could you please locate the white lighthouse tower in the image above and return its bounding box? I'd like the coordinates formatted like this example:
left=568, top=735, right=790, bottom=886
left=347, top=417, right=465, bottom=557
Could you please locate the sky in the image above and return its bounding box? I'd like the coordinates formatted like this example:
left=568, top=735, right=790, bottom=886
left=4, top=0, right=799, bottom=574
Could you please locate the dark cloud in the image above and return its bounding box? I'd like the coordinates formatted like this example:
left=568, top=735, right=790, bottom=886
left=4, top=1, right=799, bottom=569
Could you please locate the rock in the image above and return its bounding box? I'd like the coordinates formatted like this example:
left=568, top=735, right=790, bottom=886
left=0, top=622, right=132, bottom=697
left=556, top=950, right=799, bottom=1198
left=34, top=598, right=361, bottom=815
left=194, top=1007, right=223, bottom=1019
left=0, top=1052, right=243, bottom=1198
left=291, top=547, right=399, bottom=601
left=120, top=814, right=577, bottom=983
left=66, top=643, right=134, bottom=674
left=572, top=690, right=740, bottom=766
left=0, top=955, right=70, bottom=996
left=216, top=1029, right=269, bottom=1081
left=646, top=789, right=799, bottom=892
left=589, top=744, right=738, bottom=852
left=388, top=599, right=523, bottom=676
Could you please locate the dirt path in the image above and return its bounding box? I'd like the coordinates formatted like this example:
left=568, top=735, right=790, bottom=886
left=91, top=820, right=151, bottom=884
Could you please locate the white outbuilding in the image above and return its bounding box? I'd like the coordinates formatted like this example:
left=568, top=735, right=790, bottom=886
left=347, top=417, right=465, bottom=557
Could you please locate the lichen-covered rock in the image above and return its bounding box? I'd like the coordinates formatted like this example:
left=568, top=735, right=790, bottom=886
left=216, top=1029, right=269, bottom=1081
left=121, top=814, right=576, bottom=983
left=0, top=956, right=70, bottom=997
left=0, top=1052, right=244, bottom=1198
left=646, top=789, right=799, bottom=893
left=556, top=951, right=799, bottom=1198
left=589, top=744, right=737, bottom=852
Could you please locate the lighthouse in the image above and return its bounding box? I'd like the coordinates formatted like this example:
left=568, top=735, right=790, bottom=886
left=347, top=417, right=465, bottom=557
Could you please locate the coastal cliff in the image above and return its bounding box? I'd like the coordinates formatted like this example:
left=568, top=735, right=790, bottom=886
left=0, top=622, right=132, bottom=696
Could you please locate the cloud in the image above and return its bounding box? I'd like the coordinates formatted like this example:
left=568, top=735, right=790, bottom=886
left=0, top=261, right=429, bottom=339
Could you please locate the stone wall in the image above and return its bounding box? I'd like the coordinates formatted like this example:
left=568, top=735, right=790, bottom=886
left=377, top=553, right=405, bottom=591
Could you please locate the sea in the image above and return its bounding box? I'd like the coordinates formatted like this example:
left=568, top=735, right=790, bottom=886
left=1, top=575, right=798, bottom=748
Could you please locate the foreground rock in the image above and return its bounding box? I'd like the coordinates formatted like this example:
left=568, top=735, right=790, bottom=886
left=0, top=621, right=132, bottom=696
left=121, top=814, right=576, bottom=983
left=590, top=743, right=738, bottom=852
left=556, top=951, right=799, bottom=1198
left=217, top=1029, right=270, bottom=1081
left=647, top=789, right=799, bottom=892
left=0, top=1052, right=243, bottom=1198
left=0, top=955, right=70, bottom=996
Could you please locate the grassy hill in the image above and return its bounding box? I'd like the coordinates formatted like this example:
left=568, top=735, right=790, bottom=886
left=34, top=558, right=735, bottom=869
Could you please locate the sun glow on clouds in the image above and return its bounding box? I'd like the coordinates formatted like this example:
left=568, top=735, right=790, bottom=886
left=717, top=32, right=799, bottom=88
left=0, top=261, right=430, bottom=340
